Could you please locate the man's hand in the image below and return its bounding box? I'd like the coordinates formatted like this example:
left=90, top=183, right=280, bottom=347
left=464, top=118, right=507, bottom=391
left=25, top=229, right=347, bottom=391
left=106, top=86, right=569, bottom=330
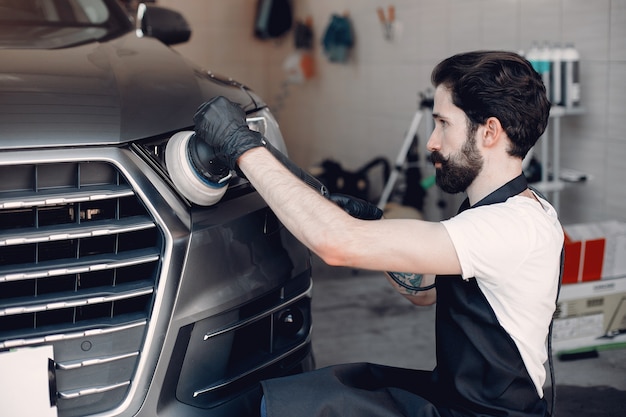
left=329, top=194, right=383, bottom=220
left=193, top=96, right=264, bottom=170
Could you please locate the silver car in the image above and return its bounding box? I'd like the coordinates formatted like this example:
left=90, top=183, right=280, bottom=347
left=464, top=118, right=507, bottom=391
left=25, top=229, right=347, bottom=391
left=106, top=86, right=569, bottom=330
left=0, top=1, right=314, bottom=416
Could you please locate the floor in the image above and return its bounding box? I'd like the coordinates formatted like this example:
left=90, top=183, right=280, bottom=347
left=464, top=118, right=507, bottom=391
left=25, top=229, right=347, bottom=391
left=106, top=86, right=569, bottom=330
left=309, top=256, right=626, bottom=417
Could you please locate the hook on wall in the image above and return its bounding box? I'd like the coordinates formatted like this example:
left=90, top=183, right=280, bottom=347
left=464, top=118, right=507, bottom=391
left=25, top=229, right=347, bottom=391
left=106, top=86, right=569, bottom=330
left=376, top=5, right=396, bottom=41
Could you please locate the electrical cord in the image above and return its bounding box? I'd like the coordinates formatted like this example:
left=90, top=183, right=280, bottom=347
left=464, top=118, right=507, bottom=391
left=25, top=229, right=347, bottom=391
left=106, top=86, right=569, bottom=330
left=387, top=272, right=436, bottom=292
left=547, top=247, right=565, bottom=417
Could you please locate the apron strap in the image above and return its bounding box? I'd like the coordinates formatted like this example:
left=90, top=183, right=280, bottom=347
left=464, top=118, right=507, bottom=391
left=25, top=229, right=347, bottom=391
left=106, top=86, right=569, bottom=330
left=458, top=173, right=528, bottom=213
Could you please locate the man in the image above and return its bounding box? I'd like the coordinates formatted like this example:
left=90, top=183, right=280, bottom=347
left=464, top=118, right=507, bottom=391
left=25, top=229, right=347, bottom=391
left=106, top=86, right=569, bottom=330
left=192, top=50, right=563, bottom=417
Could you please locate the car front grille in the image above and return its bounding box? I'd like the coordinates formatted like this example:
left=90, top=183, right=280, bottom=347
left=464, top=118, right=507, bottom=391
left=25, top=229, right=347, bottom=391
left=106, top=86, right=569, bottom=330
left=0, top=161, right=162, bottom=417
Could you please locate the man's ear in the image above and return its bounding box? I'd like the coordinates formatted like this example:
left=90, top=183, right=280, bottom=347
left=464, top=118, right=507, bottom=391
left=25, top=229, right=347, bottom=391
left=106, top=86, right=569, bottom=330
left=482, top=116, right=504, bottom=148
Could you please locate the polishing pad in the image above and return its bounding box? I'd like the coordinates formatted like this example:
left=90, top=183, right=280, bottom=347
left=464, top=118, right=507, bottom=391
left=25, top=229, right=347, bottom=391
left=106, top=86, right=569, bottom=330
left=165, top=130, right=229, bottom=206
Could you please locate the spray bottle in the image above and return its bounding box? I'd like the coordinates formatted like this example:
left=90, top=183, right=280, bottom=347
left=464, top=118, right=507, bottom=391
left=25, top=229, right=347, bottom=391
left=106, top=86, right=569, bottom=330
left=525, top=42, right=540, bottom=73
left=550, top=43, right=563, bottom=106
left=562, top=43, right=580, bottom=109
left=538, top=42, right=552, bottom=101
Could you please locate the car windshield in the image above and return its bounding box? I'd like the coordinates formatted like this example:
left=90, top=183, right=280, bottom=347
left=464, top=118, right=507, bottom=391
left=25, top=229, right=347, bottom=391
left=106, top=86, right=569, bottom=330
left=0, top=0, right=132, bottom=49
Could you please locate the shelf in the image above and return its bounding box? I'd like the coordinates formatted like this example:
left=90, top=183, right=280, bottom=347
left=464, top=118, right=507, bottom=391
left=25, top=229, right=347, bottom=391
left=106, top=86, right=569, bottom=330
left=532, top=180, right=566, bottom=193
left=531, top=168, right=588, bottom=194
left=536, top=106, right=585, bottom=212
left=549, top=105, right=585, bottom=118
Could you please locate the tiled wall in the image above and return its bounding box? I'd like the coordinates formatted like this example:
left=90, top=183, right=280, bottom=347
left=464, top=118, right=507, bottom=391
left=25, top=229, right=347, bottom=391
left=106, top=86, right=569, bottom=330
left=163, top=0, right=626, bottom=224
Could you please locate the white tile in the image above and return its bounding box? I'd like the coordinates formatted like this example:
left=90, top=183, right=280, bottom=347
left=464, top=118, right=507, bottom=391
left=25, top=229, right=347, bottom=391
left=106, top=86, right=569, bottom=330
left=415, top=0, right=450, bottom=62
left=481, top=0, right=521, bottom=52
left=610, top=0, right=626, bottom=61
left=448, top=0, right=483, bottom=54
left=392, top=5, right=422, bottom=63
left=607, top=62, right=626, bottom=140
left=605, top=139, right=626, bottom=221
left=562, top=0, right=610, bottom=61
left=519, top=0, right=562, bottom=49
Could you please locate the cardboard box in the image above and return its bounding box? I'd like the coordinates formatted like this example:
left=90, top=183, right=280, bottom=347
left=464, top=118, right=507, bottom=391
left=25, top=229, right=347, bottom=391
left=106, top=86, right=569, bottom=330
left=553, top=276, right=626, bottom=353
left=562, top=221, right=626, bottom=284
left=552, top=221, right=626, bottom=353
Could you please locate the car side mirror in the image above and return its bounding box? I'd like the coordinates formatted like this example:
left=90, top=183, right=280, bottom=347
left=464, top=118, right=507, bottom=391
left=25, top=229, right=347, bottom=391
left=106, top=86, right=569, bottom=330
left=138, top=4, right=191, bottom=45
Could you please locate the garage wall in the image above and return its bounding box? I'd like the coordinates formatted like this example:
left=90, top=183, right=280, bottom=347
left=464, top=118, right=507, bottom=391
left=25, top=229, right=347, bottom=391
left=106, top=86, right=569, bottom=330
left=160, top=0, right=626, bottom=225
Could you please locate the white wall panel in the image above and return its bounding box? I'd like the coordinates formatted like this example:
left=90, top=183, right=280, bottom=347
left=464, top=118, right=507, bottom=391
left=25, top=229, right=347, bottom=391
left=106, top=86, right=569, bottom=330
left=481, top=0, right=521, bottom=52
left=519, top=0, right=561, bottom=48
left=608, top=62, right=626, bottom=140
left=563, top=0, right=610, bottom=61
left=610, top=0, right=626, bottom=61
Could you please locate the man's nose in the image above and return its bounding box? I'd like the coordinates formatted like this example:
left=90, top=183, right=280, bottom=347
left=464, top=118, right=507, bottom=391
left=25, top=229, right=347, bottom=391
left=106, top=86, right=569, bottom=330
left=426, top=130, right=440, bottom=152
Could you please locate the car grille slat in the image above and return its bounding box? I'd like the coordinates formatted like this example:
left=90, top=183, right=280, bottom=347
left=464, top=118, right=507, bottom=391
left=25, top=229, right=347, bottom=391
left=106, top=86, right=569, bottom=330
left=0, top=161, right=163, bottom=417
left=0, top=215, right=155, bottom=246
left=56, top=351, right=140, bottom=370
left=57, top=381, right=131, bottom=400
left=0, top=185, right=135, bottom=210
left=0, top=283, right=155, bottom=316
left=0, top=248, right=160, bottom=282
left=0, top=320, right=146, bottom=350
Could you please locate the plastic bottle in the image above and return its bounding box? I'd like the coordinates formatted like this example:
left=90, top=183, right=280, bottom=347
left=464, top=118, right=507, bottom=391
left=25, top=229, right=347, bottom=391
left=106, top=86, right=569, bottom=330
left=550, top=43, right=563, bottom=106
left=525, top=42, right=540, bottom=73
left=561, top=43, right=580, bottom=109
left=538, top=42, right=552, bottom=100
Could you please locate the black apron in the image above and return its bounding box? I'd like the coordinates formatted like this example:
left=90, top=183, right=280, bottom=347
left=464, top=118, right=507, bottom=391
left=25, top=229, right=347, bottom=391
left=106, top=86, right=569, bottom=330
left=262, top=175, right=550, bottom=417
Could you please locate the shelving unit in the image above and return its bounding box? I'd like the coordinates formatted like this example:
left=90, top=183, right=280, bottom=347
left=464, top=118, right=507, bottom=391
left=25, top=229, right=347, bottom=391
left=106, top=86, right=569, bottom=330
left=531, top=105, right=585, bottom=212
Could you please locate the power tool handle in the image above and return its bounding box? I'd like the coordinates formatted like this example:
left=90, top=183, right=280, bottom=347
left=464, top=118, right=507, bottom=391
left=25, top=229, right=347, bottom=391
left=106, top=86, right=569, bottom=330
left=264, top=140, right=330, bottom=198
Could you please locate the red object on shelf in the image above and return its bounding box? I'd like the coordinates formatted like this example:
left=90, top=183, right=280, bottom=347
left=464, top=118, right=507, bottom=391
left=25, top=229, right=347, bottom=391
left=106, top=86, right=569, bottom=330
left=562, top=231, right=605, bottom=284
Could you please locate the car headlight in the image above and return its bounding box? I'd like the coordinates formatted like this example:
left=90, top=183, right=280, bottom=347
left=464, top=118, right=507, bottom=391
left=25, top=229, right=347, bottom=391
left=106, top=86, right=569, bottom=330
left=247, top=107, right=288, bottom=155
left=134, top=106, right=287, bottom=206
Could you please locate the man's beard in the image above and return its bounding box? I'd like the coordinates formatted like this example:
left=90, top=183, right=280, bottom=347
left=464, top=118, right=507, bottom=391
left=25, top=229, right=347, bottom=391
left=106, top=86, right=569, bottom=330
left=431, top=134, right=483, bottom=194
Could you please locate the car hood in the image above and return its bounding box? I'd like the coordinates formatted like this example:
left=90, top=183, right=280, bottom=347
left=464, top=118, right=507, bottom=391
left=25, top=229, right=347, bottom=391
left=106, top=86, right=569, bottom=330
left=0, top=32, right=259, bottom=150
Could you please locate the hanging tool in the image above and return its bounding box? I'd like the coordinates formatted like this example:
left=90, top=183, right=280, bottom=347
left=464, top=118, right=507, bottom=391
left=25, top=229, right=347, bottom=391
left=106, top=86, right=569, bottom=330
left=376, top=5, right=395, bottom=41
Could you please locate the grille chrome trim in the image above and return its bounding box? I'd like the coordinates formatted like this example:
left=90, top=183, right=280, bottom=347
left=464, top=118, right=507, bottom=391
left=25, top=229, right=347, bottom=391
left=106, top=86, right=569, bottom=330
left=0, top=287, right=154, bottom=317
left=0, top=250, right=160, bottom=282
left=192, top=337, right=310, bottom=398
left=0, top=216, right=155, bottom=246
left=0, top=321, right=146, bottom=350
left=203, top=288, right=310, bottom=341
left=56, top=351, right=140, bottom=370
left=0, top=186, right=135, bottom=210
left=58, top=381, right=131, bottom=400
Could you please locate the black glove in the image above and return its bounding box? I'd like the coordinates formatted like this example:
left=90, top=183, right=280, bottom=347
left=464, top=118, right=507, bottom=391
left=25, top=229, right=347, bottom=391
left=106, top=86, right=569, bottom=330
left=193, top=96, right=265, bottom=170
left=329, top=194, right=383, bottom=220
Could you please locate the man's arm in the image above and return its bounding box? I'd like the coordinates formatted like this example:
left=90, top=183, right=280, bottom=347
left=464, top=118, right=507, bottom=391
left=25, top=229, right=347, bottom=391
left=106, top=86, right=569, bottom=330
left=191, top=96, right=461, bottom=278
left=237, top=147, right=461, bottom=276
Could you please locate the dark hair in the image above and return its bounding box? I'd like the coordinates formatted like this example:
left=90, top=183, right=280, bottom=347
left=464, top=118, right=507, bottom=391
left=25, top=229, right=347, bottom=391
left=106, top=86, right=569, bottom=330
left=431, top=50, right=550, bottom=159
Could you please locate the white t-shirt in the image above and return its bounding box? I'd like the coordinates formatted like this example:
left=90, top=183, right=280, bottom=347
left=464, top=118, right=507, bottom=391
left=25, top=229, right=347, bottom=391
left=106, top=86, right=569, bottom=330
left=441, top=192, right=564, bottom=396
